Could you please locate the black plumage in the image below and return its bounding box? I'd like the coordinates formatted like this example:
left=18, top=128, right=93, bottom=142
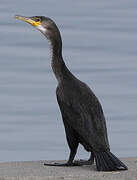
left=15, top=15, right=128, bottom=171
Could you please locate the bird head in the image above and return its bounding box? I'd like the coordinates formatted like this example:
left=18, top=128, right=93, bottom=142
left=14, top=15, right=60, bottom=41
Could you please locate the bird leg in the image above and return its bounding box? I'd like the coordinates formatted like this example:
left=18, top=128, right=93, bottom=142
left=44, top=150, right=82, bottom=166
left=73, top=152, right=94, bottom=165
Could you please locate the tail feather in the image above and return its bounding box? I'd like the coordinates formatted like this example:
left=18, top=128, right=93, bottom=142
left=98, top=152, right=108, bottom=170
left=102, top=152, right=117, bottom=170
left=94, top=151, right=128, bottom=171
left=100, top=152, right=112, bottom=171
left=95, top=152, right=100, bottom=170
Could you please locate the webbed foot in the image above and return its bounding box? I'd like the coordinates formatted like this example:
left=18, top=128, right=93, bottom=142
left=44, top=161, right=82, bottom=166
left=74, top=159, right=94, bottom=165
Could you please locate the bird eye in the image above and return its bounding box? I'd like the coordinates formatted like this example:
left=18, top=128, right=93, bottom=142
left=33, top=17, right=41, bottom=22
left=36, top=18, right=41, bottom=22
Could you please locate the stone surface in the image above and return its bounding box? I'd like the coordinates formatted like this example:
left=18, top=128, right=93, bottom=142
left=0, top=158, right=136, bottom=180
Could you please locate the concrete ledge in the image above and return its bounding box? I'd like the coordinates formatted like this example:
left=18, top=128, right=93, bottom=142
left=0, top=158, right=136, bottom=180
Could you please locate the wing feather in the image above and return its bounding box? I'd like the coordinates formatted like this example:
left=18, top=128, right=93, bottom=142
left=56, top=83, right=110, bottom=152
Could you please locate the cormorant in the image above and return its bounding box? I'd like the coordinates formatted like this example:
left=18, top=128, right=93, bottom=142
left=14, top=15, right=128, bottom=171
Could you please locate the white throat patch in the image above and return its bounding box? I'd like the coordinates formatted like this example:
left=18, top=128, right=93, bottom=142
left=36, top=25, right=46, bottom=33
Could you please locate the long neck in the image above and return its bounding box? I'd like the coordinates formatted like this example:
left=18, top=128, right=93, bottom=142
left=49, top=30, right=72, bottom=82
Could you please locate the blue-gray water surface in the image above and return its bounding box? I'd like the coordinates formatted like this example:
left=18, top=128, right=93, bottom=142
left=0, top=0, right=137, bottom=162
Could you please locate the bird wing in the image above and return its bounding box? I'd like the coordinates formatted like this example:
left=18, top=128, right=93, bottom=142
left=56, top=84, right=110, bottom=152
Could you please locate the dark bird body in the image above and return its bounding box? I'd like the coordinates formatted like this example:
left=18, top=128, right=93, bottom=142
left=56, top=70, right=110, bottom=153
left=15, top=15, right=128, bottom=171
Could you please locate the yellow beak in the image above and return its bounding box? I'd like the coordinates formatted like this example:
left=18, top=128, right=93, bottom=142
left=14, top=15, right=40, bottom=27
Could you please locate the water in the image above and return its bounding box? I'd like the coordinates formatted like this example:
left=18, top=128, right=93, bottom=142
left=0, top=0, right=137, bottom=162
